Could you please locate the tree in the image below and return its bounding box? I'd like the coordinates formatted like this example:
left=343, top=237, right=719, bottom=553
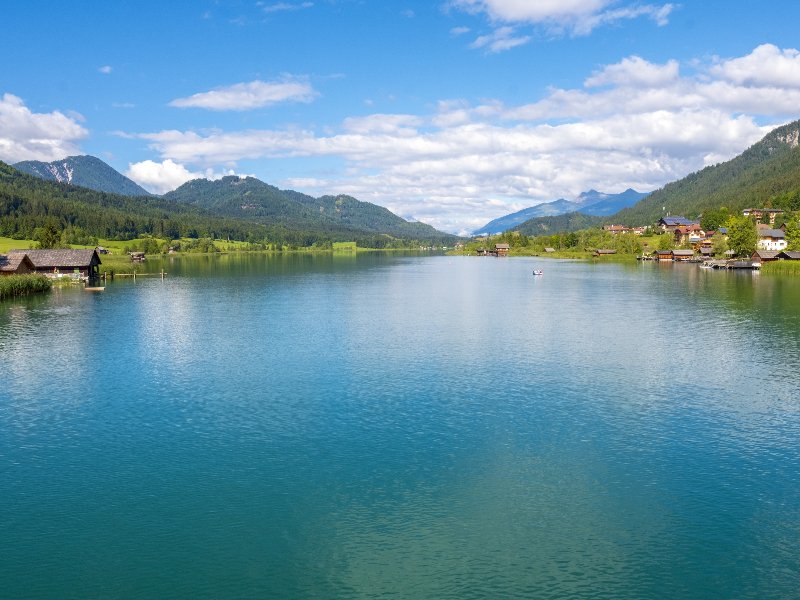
left=657, top=233, right=674, bottom=250
left=711, top=232, right=729, bottom=257
left=701, top=207, right=729, bottom=231
left=726, top=216, right=757, bottom=256
left=785, top=219, right=800, bottom=250
left=35, top=221, right=61, bottom=249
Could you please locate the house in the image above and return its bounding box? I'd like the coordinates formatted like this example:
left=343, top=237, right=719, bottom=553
left=776, top=251, right=800, bottom=260
left=0, top=253, right=36, bottom=276
left=672, top=249, right=695, bottom=261
left=699, top=247, right=714, bottom=257
left=544, top=247, right=556, bottom=253
left=673, top=224, right=705, bottom=245
left=494, top=243, right=510, bottom=256
left=593, top=249, right=617, bottom=257
left=8, top=249, right=101, bottom=279
left=658, top=216, right=695, bottom=232
left=476, top=247, right=488, bottom=256
left=654, top=250, right=674, bottom=261
left=603, top=225, right=629, bottom=234
left=743, top=208, right=784, bottom=224
left=751, top=250, right=780, bottom=262
left=757, top=228, right=787, bottom=251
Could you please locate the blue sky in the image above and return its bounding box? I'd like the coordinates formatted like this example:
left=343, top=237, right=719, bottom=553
left=3, top=1, right=800, bottom=234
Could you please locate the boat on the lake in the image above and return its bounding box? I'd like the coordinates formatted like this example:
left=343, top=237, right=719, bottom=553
left=533, top=270, right=544, bottom=276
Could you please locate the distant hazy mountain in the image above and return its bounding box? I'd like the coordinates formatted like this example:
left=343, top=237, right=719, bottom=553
left=13, top=155, right=151, bottom=197
left=473, top=188, right=647, bottom=235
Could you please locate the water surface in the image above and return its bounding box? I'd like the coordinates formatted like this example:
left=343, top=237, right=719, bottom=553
left=2, top=254, right=799, bottom=598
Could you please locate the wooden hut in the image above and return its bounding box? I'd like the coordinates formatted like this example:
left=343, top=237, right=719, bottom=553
left=8, top=249, right=101, bottom=279
left=593, top=249, right=617, bottom=257
left=494, top=243, right=510, bottom=256
left=0, top=253, right=36, bottom=276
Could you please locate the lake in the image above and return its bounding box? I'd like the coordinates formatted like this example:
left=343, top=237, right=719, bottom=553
left=2, top=253, right=799, bottom=599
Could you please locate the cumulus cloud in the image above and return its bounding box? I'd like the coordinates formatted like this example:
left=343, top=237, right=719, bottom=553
left=0, top=93, right=88, bottom=163
left=585, top=55, right=679, bottom=88
left=169, top=77, right=317, bottom=111
left=711, top=44, right=800, bottom=88
left=451, top=0, right=675, bottom=45
left=125, top=159, right=239, bottom=194
left=128, top=45, right=800, bottom=233
left=98, top=65, right=113, bottom=74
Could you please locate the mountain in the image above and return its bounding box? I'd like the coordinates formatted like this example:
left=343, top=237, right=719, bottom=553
left=473, top=188, right=646, bottom=235
left=165, top=176, right=455, bottom=242
left=575, top=189, right=649, bottom=216
left=613, top=119, right=800, bottom=226
left=516, top=212, right=605, bottom=236
left=13, top=155, right=151, bottom=197
left=0, top=162, right=456, bottom=247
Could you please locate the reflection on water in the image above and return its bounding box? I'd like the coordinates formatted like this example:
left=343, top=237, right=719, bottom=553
left=1, top=254, right=799, bottom=599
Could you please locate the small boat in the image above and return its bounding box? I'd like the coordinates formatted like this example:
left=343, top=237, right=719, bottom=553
left=533, top=270, right=544, bottom=276
left=84, top=286, right=105, bottom=292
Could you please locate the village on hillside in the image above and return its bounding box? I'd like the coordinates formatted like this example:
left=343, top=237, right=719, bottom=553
left=472, top=207, right=799, bottom=270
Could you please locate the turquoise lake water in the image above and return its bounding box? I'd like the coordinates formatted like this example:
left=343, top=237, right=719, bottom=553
left=2, top=253, right=799, bottom=599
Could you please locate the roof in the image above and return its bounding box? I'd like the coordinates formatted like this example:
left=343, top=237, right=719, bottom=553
left=9, top=249, right=101, bottom=268
left=544, top=247, right=556, bottom=252
left=659, top=216, right=695, bottom=226
left=672, top=249, right=695, bottom=256
left=0, top=253, right=35, bottom=272
left=759, top=229, right=785, bottom=239
left=700, top=247, right=713, bottom=255
left=494, top=243, right=510, bottom=249
left=594, top=249, right=617, bottom=254
left=778, top=251, right=800, bottom=260
left=752, top=250, right=779, bottom=259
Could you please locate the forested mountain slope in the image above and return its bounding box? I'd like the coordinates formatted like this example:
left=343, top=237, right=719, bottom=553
left=613, top=119, right=800, bottom=225
left=13, top=155, right=151, bottom=197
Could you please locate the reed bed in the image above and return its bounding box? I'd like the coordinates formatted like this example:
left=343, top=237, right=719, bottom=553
left=761, top=260, right=800, bottom=275
left=0, top=274, right=52, bottom=300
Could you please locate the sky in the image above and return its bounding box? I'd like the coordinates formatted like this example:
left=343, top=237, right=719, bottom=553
left=3, top=1, right=800, bottom=235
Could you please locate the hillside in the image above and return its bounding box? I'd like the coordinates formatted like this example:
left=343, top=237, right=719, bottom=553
left=0, top=162, right=456, bottom=247
left=473, top=189, right=646, bottom=235
left=515, top=212, right=604, bottom=236
left=165, top=177, right=456, bottom=243
left=13, top=155, right=151, bottom=197
left=614, top=119, right=800, bottom=226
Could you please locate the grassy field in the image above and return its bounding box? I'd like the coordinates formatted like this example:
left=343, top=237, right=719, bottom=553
left=333, top=241, right=357, bottom=251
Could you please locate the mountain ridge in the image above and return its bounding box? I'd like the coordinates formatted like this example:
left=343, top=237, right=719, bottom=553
left=473, top=188, right=647, bottom=235
left=13, top=155, right=151, bottom=197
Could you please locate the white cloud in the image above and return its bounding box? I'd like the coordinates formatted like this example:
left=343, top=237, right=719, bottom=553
left=451, top=0, right=675, bottom=45
left=711, top=44, right=800, bottom=88
left=98, top=65, right=113, bottom=74
left=125, top=159, right=239, bottom=194
left=585, top=56, right=679, bottom=88
left=0, top=93, right=88, bottom=163
left=129, top=45, right=800, bottom=233
left=262, top=2, right=313, bottom=13
left=470, top=26, right=531, bottom=53
left=169, top=77, right=317, bottom=111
